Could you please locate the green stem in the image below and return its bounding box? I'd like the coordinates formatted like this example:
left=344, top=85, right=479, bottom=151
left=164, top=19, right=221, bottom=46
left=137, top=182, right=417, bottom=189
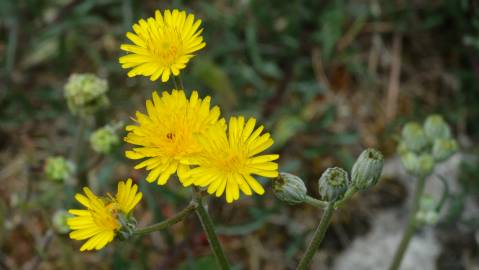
left=173, top=75, right=185, bottom=90
left=388, top=175, right=427, bottom=270
left=334, top=186, right=358, bottom=209
left=133, top=201, right=198, bottom=236
left=171, top=76, right=179, bottom=89
left=296, top=201, right=336, bottom=270
left=435, top=174, right=449, bottom=212
left=304, top=195, right=328, bottom=208
left=194, top=195, right=230, bottom=270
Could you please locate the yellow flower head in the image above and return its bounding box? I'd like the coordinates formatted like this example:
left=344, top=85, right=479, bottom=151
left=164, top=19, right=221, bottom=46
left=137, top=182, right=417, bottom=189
left=125, top=90, right=223, bottom=186
left=67, top=179, right=142, bottom=251
left=119, top=9, right=206, bottom=82
left=188, top=116, right=279, bottom=203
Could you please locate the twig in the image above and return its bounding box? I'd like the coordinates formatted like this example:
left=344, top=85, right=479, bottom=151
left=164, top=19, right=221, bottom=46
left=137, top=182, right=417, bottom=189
left=311, top=47, right=331, bottom=89
left=336, top=16, right=367, bottom=52
left=385, top=33, right=402, bottom=121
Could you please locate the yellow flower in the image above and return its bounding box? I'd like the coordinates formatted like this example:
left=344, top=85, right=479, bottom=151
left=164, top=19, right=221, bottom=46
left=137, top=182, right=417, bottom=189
left=125, top=90, right=223, bottom=186
left=188, top=116, right=279, bottom=203
left=119, top=9, right=206, bottom=82
left=67, top=179, right=142, bottom=251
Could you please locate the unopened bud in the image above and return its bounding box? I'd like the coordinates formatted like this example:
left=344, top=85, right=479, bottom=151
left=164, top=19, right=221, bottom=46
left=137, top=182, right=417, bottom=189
left=90, top=124, right=120, bottom=154
left=318, top=167, right=349, bottom=201
left=418, top=153, right=435, bottom=176
left=416, top=195, right=439, bottom=225
left=64, top=73, right=109, bottom=118
left=423, top=114, right=451, bottom=141
left=351, top=148, right=384, bottom=190
left=44, top=156, right=75, bottom=182
left=432, top=138, right=457, bottom=162
left=397, top=142, right=409, bottom=156
left=273, top=172, right=308, bottom=205
left=52, top=210, right=72, bottom=234
left=400, top=152, right=419, bottom=175
left=401, top=122, right=428, bottom=152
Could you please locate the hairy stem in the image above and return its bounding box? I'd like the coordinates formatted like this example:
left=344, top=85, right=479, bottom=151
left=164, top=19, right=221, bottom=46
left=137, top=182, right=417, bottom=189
left=334, top=186, right=358, bottom=209
left=194, top=195, right=230, bottom=270
left=388, top=175, right=427, bottom=270
left=134, top=201, right=198, bottom=236
left=296, top=201, right=336, bottom=270
left=304, top=195, right=328, bottom=208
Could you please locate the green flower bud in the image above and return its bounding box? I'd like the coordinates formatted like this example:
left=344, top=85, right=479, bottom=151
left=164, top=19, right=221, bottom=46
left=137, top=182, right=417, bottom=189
left=423, top=114, right=451, bottom=141
left=401, top=122, right=428, bottom=152
left=318, top=167, right=349, bottom=201
left=273, top=172, right=308, bottom=205
left=44, top=156, right=75, bottom=182
left=432, top=138, right=457, bottom=162
left=64, top=73, right=109, bottom=118
left=52, top=209, right=72, bottom=234
left=400, top=152, right=420, bottom=175
left=416, top=195, right=439, bottom=225
left=90, top=124, right=120, bottom=154
left=351, top=148, right=384, bottom=190
left=397, top=142, right=409, bottom=156
left=117, top=213, right=137, bottom=241
left=418, top=153, right=435, bottom=177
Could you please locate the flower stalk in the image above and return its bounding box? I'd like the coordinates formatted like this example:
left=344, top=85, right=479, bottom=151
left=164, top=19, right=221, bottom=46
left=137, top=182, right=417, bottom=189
left=194, top=192, right=231, bottom=270
left=333, top=186, right=358, bottom=209
left=173, top=75, right=184, bottom=90
left=388, top=175, right=427, bottom=270
left=133, top=201, right=198, bottom=236
left=304, top=195, right=328, bottom=208
left=296, top=201, right=336, bottom=270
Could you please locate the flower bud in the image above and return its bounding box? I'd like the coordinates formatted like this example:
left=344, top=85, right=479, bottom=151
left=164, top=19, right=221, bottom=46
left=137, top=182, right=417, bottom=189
left=52, top=209, right=72, bottom=234
left=44, top=156, right=75, bottom=182
left=64, top=73, right=109, bottom=118
left=117, top=213, right=137, bottom=241
left=401, top=122, right=428, bottom=152
left=351, top=148, right=384, bottom=190
left=418, top=153, right=435, bottom=176
left=318, top=167, right=349, bottom=201
left=432, top=138, right=457, bottom=162
left=90, top=124, right=120, bottom=154
left=400, top=152, right=419, bottom=175
left=397, top=142, right=409, bottom=157
left=423, top=114, right=451, bottom=141
left=273, top=172, right=308, bottom=205
left=415, top=195, right=439, bottom=225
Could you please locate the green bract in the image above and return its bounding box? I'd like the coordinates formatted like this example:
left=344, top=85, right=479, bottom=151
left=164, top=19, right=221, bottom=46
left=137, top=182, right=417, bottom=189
left=318, top=167, right=349, bottom=201
left=273, top=172, right=308, bottom=205
left=351, top=148, right=384, bottom=190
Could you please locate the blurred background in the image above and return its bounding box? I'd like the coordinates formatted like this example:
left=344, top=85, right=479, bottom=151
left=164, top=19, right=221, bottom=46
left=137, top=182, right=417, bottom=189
left=1, top=0, right=479, bottom=269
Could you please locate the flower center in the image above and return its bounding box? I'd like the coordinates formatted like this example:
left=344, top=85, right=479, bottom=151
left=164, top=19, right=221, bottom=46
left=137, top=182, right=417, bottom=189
left=219, top=153, right=245, bottom=173
left=91, top=198, right=121, bottom=230
left=148, top=26, right=183, bottom=66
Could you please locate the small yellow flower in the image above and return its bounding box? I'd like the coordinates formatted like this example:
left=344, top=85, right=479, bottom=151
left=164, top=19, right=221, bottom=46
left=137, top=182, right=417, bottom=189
left=125, top=90, right=223, bottom=186
left=188, top=116, right=279, bottom=203
left=67, top=179, right=142, bottom=251
left=119, top=9, right=206, bottom=82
